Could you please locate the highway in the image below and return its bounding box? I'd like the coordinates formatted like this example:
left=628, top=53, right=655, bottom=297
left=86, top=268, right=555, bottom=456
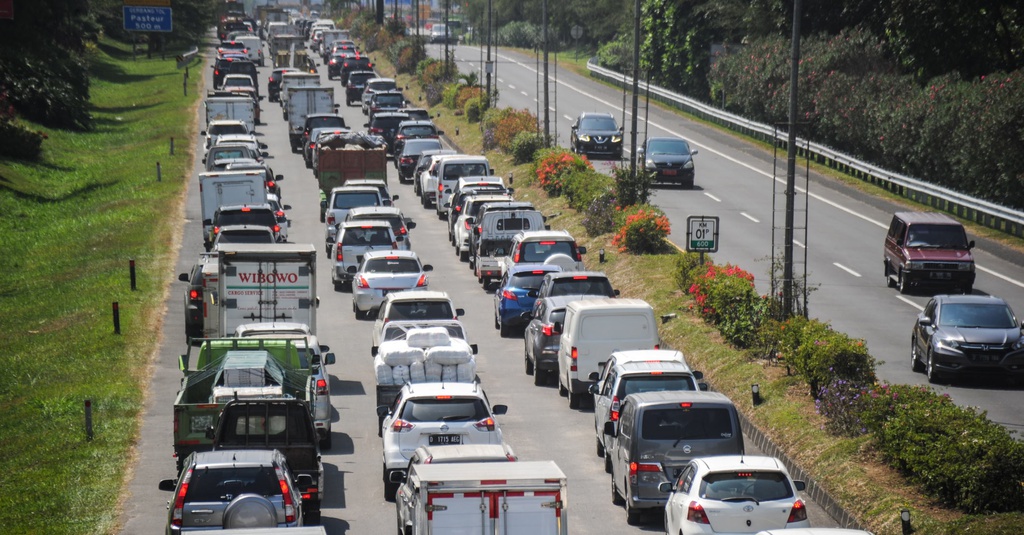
left=116, top=40, right=844, bottom=533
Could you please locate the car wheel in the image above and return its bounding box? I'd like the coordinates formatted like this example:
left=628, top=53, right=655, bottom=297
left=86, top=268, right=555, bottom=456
left=468, top=256, right=476, bottom=270
left=333, top=280, right=343, bottom=292
left=884, top=261, right=896, bottom=288
left=421, top=195, right=429, bottom=208
left=558, top=379, right=568, bottom=397
left=926, top=349, right=942, bottom=384
left=459, top=249, right=469, bottom=262
left=611, top=474, right=625, bottom=506
left=525, top=351, right=534, bottom=375
left=321, top=431, right=332, bottom=450
left=499, top=322, right=510, bottom=338
left=383, top=466, right=399, bottom=502
left=604, top=452, right=613, bottom=473
left=596, top=437, right=605, bottom=458
left=897, top=269, right=909, bottom=294
left=962, top=284, right=973, bottom=295
left=911, top=336, right=925, bottom=372
left=625, top=487, right=642, bottom=526
left=568, top=391, right=581, bottom=410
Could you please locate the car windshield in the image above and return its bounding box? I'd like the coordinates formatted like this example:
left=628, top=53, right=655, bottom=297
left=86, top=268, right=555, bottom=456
left=368, top=81, right=397, bottom=92
left=211, top=124, right=248, bottom=136
left=217, top=230, right=274, bottom=244
left=905, top=224, right=969, bottom=248
left=405, top=139, right=443, bottom=154
left=548, top=277, right=613, bottom=297
left=938, top=303, right=1017, bottom=328
left=509, top=272, right=548, bottom=290
left=640, top=408, right=734, bottom=440
left=699, top=471, right=793, bottom=502
left=389, top=301, right=454, bottom=320
left=333, top=192, right=381, bottom=209
left=364, top=258, right=420, bottom=273
left=307, top=116, right=345, bottom=130
left=521, top=240, right=574, bottom=262
left=580, top=116, right=618, bottom=130
left=647, top=139, right=690, bottom=154
left=342, top=227, right=392, bottom=246
left=400, top=398, right=488, bottom=422
left=617, top=375, right=697, bottom=398
left=185, top=466, right=279, bottom=502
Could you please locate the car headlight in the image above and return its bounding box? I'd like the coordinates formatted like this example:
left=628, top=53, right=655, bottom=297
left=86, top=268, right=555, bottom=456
left=611, top=135, right=622, bottom=143
left=645, top=159, right=656, bottom=170
left=958, top=262, right=974, bottom=271
left=1013, top=338, right=1024, bottom=351
left=578, top=134, right=591, bottom=142
left=906, top=261, right=924, bottom=270
left=937, top=338, right=962, bottom=351
left=683, top=160, right=694, bottom=169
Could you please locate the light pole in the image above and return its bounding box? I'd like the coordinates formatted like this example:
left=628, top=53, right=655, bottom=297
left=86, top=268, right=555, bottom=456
left=542, top=0, right=550, bottom=145
left=783, top=0, right=802, bottom=317
left=485, top=0, right=492, bottom=104
left=628, top=0, right=640, bottom=178
left=444, top=0, right=451, bottom=77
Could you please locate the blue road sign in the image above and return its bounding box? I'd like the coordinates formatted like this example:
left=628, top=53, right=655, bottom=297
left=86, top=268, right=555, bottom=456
left=123, top=6, right=172, bottom=32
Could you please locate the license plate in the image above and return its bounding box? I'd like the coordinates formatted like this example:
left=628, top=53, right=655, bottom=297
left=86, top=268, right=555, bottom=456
left=429, top=434, right=461, bottom=445
left=929, top=272, right=952, bottom=280
left=663, top=169, right=678, bottom=176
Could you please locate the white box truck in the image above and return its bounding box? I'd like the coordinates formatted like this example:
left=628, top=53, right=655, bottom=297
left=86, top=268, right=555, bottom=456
left=198, top=170, right=269, bottom=241
left=204, top=94, right=256, bottom=133
left=396, top=461, right=568, bottom=535
left=216, top=243, right=318, bottom=336
left=286, top=86, right=335, bottom=151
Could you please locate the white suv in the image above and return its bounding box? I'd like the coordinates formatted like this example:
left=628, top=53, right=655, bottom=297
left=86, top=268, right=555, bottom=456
left=378, top=382, right=508, bottom=500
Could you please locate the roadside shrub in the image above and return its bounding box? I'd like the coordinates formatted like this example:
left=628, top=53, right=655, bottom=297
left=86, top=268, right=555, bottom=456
left=612, top=164, right=655, bottom=208
left=464, top=96, right=484, bottom=123
left=612, top=206, right=672, bottom=255
left=815, top=377, right=869, bottom=437
left=597, top=33, right=632, bottom=71
left=509, top=131, right=545, bottom=164
left=455, top=85, right=482, bottom=110
left=442, top=83, right=460, bottom=109
left=582, top=192, right=619, bottom=236
left=491, top=108, right=537, bottom=152
left=862, top=383, right=1024, bottom=513
left=563, top=168, right=613, bottom=212
left=0, top=92, right=45, bottom=160
left=423, top=82, right=444, bottom=107
left=674, top=252, right=711, bottom=292
left=686, top=262, right=768, bottom=347
left=777, top=316, right=876, bottom=397
left=497, top=21, right=540, bottom=48
left=534, top=148, right=592, bottom=196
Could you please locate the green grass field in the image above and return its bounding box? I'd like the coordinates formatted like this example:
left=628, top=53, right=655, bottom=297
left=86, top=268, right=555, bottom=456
left=0, top=38, right=200, bottom=534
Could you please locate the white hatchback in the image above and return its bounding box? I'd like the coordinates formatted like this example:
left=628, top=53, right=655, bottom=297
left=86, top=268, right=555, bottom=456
left=662, top=456, right=809, bottom=534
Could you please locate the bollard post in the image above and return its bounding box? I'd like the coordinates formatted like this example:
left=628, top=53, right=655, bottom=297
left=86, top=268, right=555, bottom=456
left=129, top=259, right=137, bottom=291
left=85, top=400, right=93, bottom=441
left=170, top=137, right=175, bottom=155
left=112, top=302, right=121, bottom=334
left=183, top=71, right=188, bottom=96
left=157, top=162, right=162, bottom=182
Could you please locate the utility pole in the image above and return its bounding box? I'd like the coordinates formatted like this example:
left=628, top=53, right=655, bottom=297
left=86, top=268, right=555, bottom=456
left=629, top=0, right=640, bottom=178
left=783, top=0, right=802, bottom=317
left=444, top=0, right=451, bottom=77
left=542, top=0, right=550, bottom=145
left=485, top=0, right=492, bottom=104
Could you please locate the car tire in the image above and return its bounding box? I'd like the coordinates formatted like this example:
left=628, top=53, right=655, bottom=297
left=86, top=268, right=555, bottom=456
left=611, top=475, right=625, bottom=506
left=534, top=368, right=547, bottom=387
left=383, top=466, right=399, bottom=502
left=897, top=269, right=909, bottom=294
left=624, top=489, right=642, bottom=526
left=459, top=249, right=469, bottom=262
left=962, top=284, right=973, bottom=295
left=421, top=195, right=429, bottom=208
left=568, top=391, right=581, bottom=410
left=333, top=280, right=343, bottom=292
left=926, top=350, right=942, bottom=384
left=525, top=351, right=534, bottom=375
left=558, top=379, right=568, bottom=397
left=604, top=453, right=613, bottom=474
left=596, top=437, right=605, bottom=458
left=911, top=336, right=925, bottom=372
left=499, top=322, right=510, bottom=338
left=468, top=256, right=476, bottom=271
left=321, top=431, right=332, bottom=450
left=884, top=261, right=896, bottom=288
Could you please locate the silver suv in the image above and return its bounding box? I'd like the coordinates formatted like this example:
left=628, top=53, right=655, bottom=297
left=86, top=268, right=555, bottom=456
left=158, top=449, right=309, bottom=532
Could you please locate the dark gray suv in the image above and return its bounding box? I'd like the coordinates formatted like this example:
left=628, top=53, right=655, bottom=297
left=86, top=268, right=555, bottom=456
left=911, top=294, right=1024, bottom=384
left=158, top=449, right=307, bottom=533
left=523, top=295, right=602, bottom=386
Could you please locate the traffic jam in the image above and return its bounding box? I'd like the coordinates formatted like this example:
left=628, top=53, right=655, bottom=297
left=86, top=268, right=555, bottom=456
left=154, top=8, right=858, bottom=535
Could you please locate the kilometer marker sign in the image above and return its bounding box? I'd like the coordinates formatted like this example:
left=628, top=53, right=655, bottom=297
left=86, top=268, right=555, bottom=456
left=686, top=215, right=719, bottom=253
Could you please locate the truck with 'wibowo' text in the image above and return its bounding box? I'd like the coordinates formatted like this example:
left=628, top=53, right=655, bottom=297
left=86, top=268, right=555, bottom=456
left=217, top=243, right=318, bottom=337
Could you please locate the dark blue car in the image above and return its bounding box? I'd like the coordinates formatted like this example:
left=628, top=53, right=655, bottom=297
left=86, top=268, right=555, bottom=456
left=493, top=264, right=562, bottom=337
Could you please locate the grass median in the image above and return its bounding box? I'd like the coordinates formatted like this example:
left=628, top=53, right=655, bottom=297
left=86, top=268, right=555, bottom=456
left=0, top=37, right=199, bottom=534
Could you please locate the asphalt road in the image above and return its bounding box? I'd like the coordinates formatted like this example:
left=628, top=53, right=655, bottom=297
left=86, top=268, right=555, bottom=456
left=436, top=42, right=1024, bottom=435
left=117, top=39, right=841, bottom=533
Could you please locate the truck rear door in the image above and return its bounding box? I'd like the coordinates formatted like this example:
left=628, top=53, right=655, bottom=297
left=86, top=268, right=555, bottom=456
left=426, top=490, right=563, bottom=535
left=499, top=490, right=563, bottom=535
left=427, top=492, right=486, bottom=533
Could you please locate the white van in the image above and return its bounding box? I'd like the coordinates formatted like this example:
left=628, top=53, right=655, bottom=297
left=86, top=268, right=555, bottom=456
left=434, top=155, right=493, bottom=217
left=556, top=299, right=660, bottom=409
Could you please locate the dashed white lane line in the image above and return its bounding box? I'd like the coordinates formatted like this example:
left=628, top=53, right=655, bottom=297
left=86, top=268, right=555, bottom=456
left=508, top=84, right=516, bottom=90
left=521, top=91, right=528, bottom=96
left=834, top=263, right=862, bottom=277
left=897, top=296, right=924, bottom=311
left=704, top=193, right=721, bottom=202
left=741, top=212, right=759, bottom=223
left=794, top=239, right=806, bottom=249
left=563, top=114, right=574, bottom=122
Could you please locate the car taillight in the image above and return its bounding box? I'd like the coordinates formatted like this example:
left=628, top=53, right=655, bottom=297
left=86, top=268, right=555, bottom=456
left=401, top=157, right=414, bottom=164
left=416, top=274, right=427, bottom=287
left=170, top=468, right=193, bottom=527
left=369, top=127, right=383, bottom=134
left=357, top=276, right=369, bottom=289
left=273, top=225, right=281, bottom=233
left=438, top=183, right=444, bottom=192
left=330, top=59, right=337, bottom=64
left=542, top=324, right=555, bottom=337
left=610, top=396, right=620, bottom=421
left=474, top=417, right=496, bottom=431
left=335, top=246, right=343, bottom=261
left=189, top=289, right=201, bottom=300
left=454, top=205, right=461, bottom=212
left=316, top=378, right=328, bottom=395
left=513, top=244, right=522, bottom=263
left=570, top=347, right=578, bottom=371
left=629, top=462, right=660, bottom=476
left=464, top=219, right=472, bottom=230
left=574, top=243, right=583, bottom=261
left=275, top=466, right=296, bottom=523
left=213, top=226, right=221, bottom=235
left=275, top=210, right=284, bottom=218
left=502, top=289, right=517, bottom=301
left=788, top=499, right=808, bottom=523
left=399, top=226, right=407, bottom=235
left=327, top=215, right=336, bottom=225
left=267, top=180, right=276, bottom=189
left=392, top=419, right=414, bottom=432
left=686, top=501, right=710, bottom=524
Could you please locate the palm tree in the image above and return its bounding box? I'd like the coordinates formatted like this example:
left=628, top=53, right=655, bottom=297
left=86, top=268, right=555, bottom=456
left=459, top=71, right=479, bottom=87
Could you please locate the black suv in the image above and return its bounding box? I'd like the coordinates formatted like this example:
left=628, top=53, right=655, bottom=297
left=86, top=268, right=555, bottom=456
left=267, top=67, right=299, bottom=102
left=570, top=112, right=623, bottom=160
left=365, top=112, right=410, bottom=155
left=326, top=51, right=356, bottom=80
left=346, top=70, right=377, bottom=106
left=215, top=59, right=260, bottom=98
left=368, top=90, right=407, bottom=121
left=301, top=114, right=347, bottom=155
left=159, top=449, right=305, bottom=531
left=339, top=55, right=374, bottom=85
left=392, top=120, right=443, bottom=158
left=206, top=204, right=281, bottom=251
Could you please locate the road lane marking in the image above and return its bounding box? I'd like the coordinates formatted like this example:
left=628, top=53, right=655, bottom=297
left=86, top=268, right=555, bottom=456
left=833, top=263, right=861, bottom=277
left=897, top=295, right=924, bottom=311
left=521, top=91, right=528, bottom=96
left=508, top=84, right=516, bottom=89
left=563, top=115, right=574, bottom=122
left=794, top=239, right=806, bottom=248
left=704, top=193, right=721, bottom=202
left=741, top=212, right=759, bottom=223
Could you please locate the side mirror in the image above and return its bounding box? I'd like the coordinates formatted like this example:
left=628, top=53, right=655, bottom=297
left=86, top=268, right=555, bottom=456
left=203, top=219, right=212, bottom=226
left=201, top=157, right=207, bottom=164
left=588, top=384, right=599, bottom=395
left=692, top=371, right=704, bottom=380
left=455, top=308, right=465, bottom=317
left=392, top=194, right=400, bottom=201
left=613, top=289, right=620, bottom=296
left=371, top=346, right=379, bottom=357
left=295, top=474, right=315, bottom=488
left=205, top=425, right=215, bottom=440
left=553, top=322, right=563, bottom=333
left=489, top=169, right=495, bottom=175
left=347, top=266, right=357, bottom=273
left=389, top=471, right=407, bottom=483
left=794, top=481, right=807, bottom=492
left=470, top=344, right=479, bottom=354
left=178, top=273, right=189, bottom=282
left=158, top=479, right=178, bottom=492
left=395, top=235, right=405, bottom=243
left=465, top=217, right=475, bottom=225
left=917, top=316, right=933, bottom=327
left=406, top=221, right=417, bottom=229
left=375, top=405, right=390, bottom=418
left=698, top=383, right=709, bottom=391
left=588, top=372, right=599, bottom=381
left=603, top=421, right=617, bottom=437
left=261, top=151, right=269, bottom=158
left=691, top=149, right=699, bottom=155
left=200, top=130, right=207, bottom=136
left=577, top=246, right=587, bottom=255
left=275, top=174, right=285, bottom=181
left=636, top=147, right=645, bottom=157
left=527, top=289, right=539, bottom=298
left=260, top=143, right=269, bottom=149
left=422, top=264, right=433, bottom=272
left=364, top=123, right=369, bottom=128
left=507, top=187, right=515, bottom=194
left=324, top=353, right=336, bottom=365
left=658, top=482, right=673, bottom=493
left=437, top=130, right=445, bottom=135
left=491, top=404, right=508, bottom=415
left=968, top=240, right=976, bottom=250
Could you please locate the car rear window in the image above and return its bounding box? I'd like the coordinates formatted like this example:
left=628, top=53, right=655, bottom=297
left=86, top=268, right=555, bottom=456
left=400, top=398, right=489, bottom=422
left=217, top=210, right=276, bottom=227
left=368, top=80, right=397, bottom=92
left=349, top=72, right=375, bottom=85
left=617, top=375, right=697, bottom=398
left=306, top=116, right=346, bottom=131
left=496, top=218, right=531, bottom=231
left=548, top=277, right=613, bottom=297
left=401, top=125, right=435, bottom=137
left=217, top=230, right=274, bottom=244
left=442, top=163, right=489, bottom=178
left=521, top=240, right=573, bottom=261
left=211, top=123, right=248, bottom=136
left=186, top=466, right=279, bottom=502
left=342, top=227, right=393, bottom=246
left=220, top=403, right=313, bottom=444
left=699, top=471, right=793, bottom=502
left=641, top=407, right=734, bottom=441
left=372, top=116, right=407, bottom=129
left=404, top=139, right=443, bottom=155
left=509, top=272, right=547, bottom=290
left=333, top=192, right=381, bottom=209
left=388, top=301, right=454, bottom=320
left=210, top=148, right=249, bottom=160
left=364, top=258, right=420, bottom=273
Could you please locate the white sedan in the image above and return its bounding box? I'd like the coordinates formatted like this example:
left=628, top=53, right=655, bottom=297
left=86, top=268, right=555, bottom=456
left=351, top=250, right=433, bottom=319
left=662, top=456, right=809, bottom=534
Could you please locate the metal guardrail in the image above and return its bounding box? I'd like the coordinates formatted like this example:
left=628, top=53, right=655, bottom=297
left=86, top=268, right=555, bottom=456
left=176, top=46, right=200, bottom=69
left=586, top=59, right=1024, bottom=238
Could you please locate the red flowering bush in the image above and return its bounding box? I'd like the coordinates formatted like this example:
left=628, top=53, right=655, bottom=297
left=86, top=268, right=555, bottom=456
left=775, top=315, right=875, bottom=397
left=533, top=148, right=592, bottom=196
left=491, top=108, right=537, bottom=152
left=686, top=262, right=766, bottom=347
left=611, top=206, right=671, bottom=255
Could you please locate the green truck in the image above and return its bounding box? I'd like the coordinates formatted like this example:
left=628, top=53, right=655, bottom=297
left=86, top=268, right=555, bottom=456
left=172, top=338, right=319, bottom=472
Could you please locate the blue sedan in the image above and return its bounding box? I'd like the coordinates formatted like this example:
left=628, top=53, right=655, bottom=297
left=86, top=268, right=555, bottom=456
left=494, top=264, right=562, bottom=337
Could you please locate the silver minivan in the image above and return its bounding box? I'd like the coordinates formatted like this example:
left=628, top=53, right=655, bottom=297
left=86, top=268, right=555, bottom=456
left=604, top=391, right=744, bottom=525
